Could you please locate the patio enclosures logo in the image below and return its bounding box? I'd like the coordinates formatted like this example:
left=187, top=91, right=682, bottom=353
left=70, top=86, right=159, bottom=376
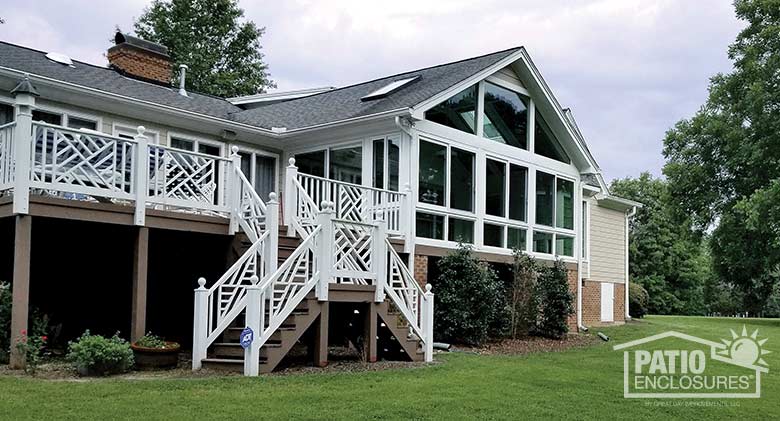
left=613, top=327, right=769, bottom=398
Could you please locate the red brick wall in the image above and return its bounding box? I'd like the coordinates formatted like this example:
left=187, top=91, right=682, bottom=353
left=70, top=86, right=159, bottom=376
left=413, top=254, right=428, bottom=287
left=582, top=280, right=626, bottom=326
left=107, top=45, right=171, bottom=84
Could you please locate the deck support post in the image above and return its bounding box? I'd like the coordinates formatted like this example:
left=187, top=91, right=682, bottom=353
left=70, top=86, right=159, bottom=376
left=133, top=126, right=148, bottom=226
left=12, top=84, right=35, bottom=215
left=192, top=277, right=208, bottom=370
left=265, top=193, right=279, bottom=275
left=422, top=284, right=434, bottom=362
left=364, top=303, right=378, bottom=363
left=131, top=226, right=149, bottom=342
left=9, top=215, right=32, bottom=369
left=244, top=279, right=262, bottom=377
left=283, top=158, right=298, bottom=235
left=315, top=201, right=334, bottom=301
left=372, top=216, right=387, bottom=303
left=314, top=301, right=329, bottom=367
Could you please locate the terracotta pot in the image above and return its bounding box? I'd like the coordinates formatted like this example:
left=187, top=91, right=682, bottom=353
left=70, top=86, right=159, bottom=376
left=131, top=341, right=181, bottom=370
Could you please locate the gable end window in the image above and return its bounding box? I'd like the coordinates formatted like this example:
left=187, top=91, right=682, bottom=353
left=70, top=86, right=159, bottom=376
left=534, top=111, right=570, bottom=164
left=482, top=82, right=528, bottom=149
left=424, top=85, right=478, bottom=135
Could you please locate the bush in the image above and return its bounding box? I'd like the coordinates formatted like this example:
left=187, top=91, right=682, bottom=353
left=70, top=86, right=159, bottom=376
left=433, top=244, right=509, bottom=345
left=15, top=331, right=47, bottom=375
left=629, top=282, right=650, bottom=318
left=67, top=331, right=134, bottom=376
left=0, top=282, right=48, bottom=364
left=535, top=260, right=574, bottom=339
left=134, top=332, right=166, bottom=349
left=507, top=250, right=539, bottom=338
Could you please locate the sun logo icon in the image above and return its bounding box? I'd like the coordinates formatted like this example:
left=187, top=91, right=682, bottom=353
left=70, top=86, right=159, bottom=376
left=717, top=325, right=771, bottom=368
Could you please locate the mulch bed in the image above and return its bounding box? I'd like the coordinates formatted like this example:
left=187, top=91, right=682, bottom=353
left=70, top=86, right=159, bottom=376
left=455, top=333, right=599, bottom=355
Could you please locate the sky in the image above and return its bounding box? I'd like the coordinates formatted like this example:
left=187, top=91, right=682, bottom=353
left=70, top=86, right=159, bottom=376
left=0, top=0, right=745, bottom=182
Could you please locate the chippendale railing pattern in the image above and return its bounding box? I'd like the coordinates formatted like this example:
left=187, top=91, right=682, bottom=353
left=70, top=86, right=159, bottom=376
left=385, top=238, right=427, bottom=341
left=147, top=144, right=229, bottom=212
left=0, top=122, right=15, bottom=192
left=332, top=219, right=377, bottom=285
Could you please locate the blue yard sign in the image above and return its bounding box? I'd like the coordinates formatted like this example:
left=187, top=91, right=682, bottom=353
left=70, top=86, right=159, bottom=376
left=240, top=326, right=254, bottom=349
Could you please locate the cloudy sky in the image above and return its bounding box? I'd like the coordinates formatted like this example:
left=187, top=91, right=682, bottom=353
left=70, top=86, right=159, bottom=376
left=0, top=0, right=744, bottom=182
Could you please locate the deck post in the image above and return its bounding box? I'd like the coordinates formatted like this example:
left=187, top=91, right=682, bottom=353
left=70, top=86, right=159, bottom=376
left=131, top=226, right=149, bottom=342
left=192, top=277, right=208, bottom=370
left=423, top=284, right=434, bottom=362
left=283, top=158, right=298, bottom=234
left=401, top=183, right=414, bottom=253
left=228, top=147, right=242, bottom=235
left=265, top=192, right=279, bottom=275
left=364, top=303, right=378, bottom=363
left=9, top=215, right=32, bottom=368
left=133, top=126, right=148, bottom=226
left=244, top=278, right=262, bottom=377
left=313, top=302, right=329, bottom=367
left=372, top=213, right=387, bottom=303
left=315, top=201, right=334, bottom=301
left=12, top=82, right=36, bottom=215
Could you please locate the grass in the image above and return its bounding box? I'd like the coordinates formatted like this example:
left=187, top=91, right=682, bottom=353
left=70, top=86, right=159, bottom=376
left=0, top=316, right=777, bottom=420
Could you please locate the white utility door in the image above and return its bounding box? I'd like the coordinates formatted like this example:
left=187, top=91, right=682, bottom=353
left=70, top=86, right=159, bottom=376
left=600, top=282, right=614, bottom=322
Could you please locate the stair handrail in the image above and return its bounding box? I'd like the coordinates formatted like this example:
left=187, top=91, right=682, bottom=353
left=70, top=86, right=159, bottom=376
left=234, top=167, right=268, bottom=242
left=289, top=176, right=320, bottom=238
left=383, top=238, right=426, bottom=340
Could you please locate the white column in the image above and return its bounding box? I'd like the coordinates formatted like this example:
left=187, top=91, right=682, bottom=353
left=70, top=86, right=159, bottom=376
left=315, top=201, right=334, bottom=301
left=12, top=92, right=34, bottom=215
left=244, top=276, right=262, bottom=377
left=228, top=146, right=242, bottom=235
left=133, top=126, right=148, bottom=226
left=401, top=183, right=415, bottom=254
left=284, top=158, right=298, bottom=233
left=192, top=277, right=208, bottom=370
left=423, top=284, right=434, bottom=362
left=266, top=192, right=280, bottom=275
left=373, top=214, right=387, bottom=302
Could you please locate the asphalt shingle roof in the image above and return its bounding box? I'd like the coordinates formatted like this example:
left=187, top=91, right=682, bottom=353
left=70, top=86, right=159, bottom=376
left=0, top=40, right=522, bottom=131
left=233, top=47, right=522, bottom=130
left=0, top=41, right=242, bottom=119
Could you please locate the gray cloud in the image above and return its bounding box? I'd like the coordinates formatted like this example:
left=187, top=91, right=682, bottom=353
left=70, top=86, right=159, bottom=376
left=0, top=0, right=744, bottom=181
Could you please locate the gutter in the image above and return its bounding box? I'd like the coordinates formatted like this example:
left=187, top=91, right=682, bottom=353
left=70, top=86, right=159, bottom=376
left=624, top=205, right=637, bottom=320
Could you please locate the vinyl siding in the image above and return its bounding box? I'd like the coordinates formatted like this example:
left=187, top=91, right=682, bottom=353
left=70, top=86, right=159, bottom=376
left=587, top=200, right=626, bottom=283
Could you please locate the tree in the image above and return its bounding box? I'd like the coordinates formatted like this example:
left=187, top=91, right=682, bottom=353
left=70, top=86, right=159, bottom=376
left=133, top=0, right=275, bottom=97
left=507, top=250, right=539, bottom=338
left=610, top=173, right=708, bottom=315
left=662, top=0, right=780, bottom=313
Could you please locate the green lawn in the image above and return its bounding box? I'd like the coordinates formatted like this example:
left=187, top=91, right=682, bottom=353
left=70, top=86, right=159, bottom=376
left=0, top=316, right=777, bottom=420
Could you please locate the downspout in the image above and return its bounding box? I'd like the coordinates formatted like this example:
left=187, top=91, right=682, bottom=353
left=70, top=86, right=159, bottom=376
left=624, top=205, right=637, bottom=320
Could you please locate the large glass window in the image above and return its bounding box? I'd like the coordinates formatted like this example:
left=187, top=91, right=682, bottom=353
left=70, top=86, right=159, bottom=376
left=508, top=164, right=527, bottom=221
left=295, top=150, right=326, bottom=177
left=32, top=110, right=62, bottom=125
left=535, top=171, right=555, bottom=226
left=372, top=137, right=400, bottom=191
left=485, top=159, right=505, bottom=217
left=425, top=85, right=478, bottom=134
left=0, top=103, right=13, bottom=125
left=67, top=116, right=97, bottom=131
left=535, top=112, right=570, bottom=163
left=450, top=148, right=474, bottom=212
left=533, top=231, right=553, bottom=254
left=556, top=235, right=575, bottom=257
left=482, top=82, right=528, bottom=149
left=483, top=223, right=504, bottom=247
left=556, top=178, right=574, bottom=230
left=418, top=140, right=446, bottom=206
left=448, top=218, right=474, bottom=244
left=416, top=212, right=444, bottom=240
left=373, top=139, right=384, bottom=189
left=508, top=227, right=526, bottom=251
left=329, top=146, right=362, bottom=184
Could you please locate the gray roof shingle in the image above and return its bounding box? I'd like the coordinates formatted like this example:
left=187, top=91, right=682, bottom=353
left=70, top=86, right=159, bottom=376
left=0, top=41, right=242, bottom=119
left=231, top=47, right=522, bottom=130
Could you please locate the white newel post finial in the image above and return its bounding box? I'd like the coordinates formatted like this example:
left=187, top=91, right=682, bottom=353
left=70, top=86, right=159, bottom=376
left=244, top=276, right=262, bottom=377
left=373, top=211, right=387, bottom=303
left=134, top=126, right=148, bottom=226
left=229, top=146, right=242, bottom=234
left=284, top=157, right=298, bottom=232
left=315, top=200, right=334, bottom=301
left=266, top=192, right=279, bottom=275
left=423, top=283, right=434, bottom=362
left=11, top=79, right=36, bottom=215
left=192, top=277, right=208, bottom=370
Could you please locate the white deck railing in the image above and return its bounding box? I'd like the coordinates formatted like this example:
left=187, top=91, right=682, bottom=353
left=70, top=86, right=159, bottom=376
left=0, top=122, right=15, bottom=192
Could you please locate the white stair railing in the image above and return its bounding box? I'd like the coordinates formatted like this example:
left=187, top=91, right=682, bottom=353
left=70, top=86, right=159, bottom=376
left=384, top=238, right=435, bottom=362
left=0, top=122, right=16, bottom=193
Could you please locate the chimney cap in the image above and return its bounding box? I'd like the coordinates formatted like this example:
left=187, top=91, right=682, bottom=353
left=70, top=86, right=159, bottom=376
left=114, top=31, right=169, bottom=58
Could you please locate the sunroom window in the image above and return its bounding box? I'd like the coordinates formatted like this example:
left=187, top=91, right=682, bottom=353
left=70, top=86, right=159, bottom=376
left=329, top=146, right=362, bottom=184
left=535, top=172, right=555, bottom=226
left=485, top=158, right=505, bottom=217
left=416, top=212, right=444, bottom=240
left=535, top=112, right=570, bottom=164
left=450, top=148, right=475, bottom=211
left=418, top=140, right=447, bottom=206
left=556, top=178, right=574, bottom=230
left=536, top=171, right=574, bottom=230
left=424, top=85, right=478, bottom=134
left=482, top=82, right=528, bottom=149
left=372, top=137, right=400, bottom=191
left=296, top=150, right=326, bottom=177
left=448, top=218, right=474, bottom=244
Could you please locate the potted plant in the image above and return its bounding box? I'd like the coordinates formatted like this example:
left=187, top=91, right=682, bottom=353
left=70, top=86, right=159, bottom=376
left=131, top=332, right=180, bottom=370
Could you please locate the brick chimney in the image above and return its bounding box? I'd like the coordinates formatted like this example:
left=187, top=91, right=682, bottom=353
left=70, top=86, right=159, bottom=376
left=108, top=32, right=172, bottom=85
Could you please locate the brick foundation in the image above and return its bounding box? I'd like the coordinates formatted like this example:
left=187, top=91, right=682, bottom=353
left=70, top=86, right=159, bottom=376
left=581, top=280, right=625, bottom=327
left=413, top=254, right=428, bottom=287
left=567, top=269, right=579, bottom=333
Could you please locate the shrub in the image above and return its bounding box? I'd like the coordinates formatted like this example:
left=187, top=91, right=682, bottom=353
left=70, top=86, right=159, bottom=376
left=629, top=282, right=650, bottom=318
left=0, top=282, right=48, bottom=364
left=535, top=260, right=574, bottom=339
left=15, top=331, right=47, bottom=375
left=433, top=244, right=509, bottom=345
left=67, top=331, right=134, bottom=376
left=507, top=250, right=539, bottom=338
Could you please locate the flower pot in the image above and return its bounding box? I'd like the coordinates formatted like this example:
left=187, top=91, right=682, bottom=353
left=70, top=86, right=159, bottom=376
left=131, top=341, right=181, bottom=370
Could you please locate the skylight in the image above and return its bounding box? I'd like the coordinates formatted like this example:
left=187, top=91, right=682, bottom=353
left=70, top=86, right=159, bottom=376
left=361, top=76, right=420, bottom=101
left=45, top=52, right=73, bottom=66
